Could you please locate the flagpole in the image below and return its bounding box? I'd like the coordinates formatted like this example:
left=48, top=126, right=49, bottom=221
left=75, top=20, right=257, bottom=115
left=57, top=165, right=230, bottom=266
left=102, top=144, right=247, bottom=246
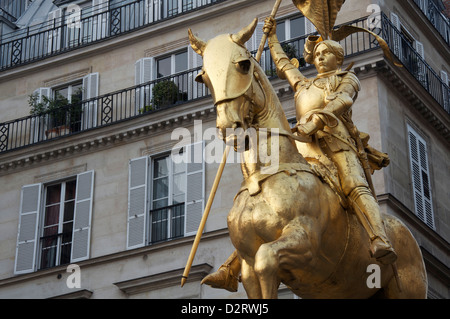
left=181, top=0, right=283, bottom=288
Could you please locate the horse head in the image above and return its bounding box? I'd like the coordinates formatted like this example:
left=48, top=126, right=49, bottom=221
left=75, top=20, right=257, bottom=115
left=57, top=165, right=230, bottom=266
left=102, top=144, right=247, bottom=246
left=188, top=19, right=265, bottom=146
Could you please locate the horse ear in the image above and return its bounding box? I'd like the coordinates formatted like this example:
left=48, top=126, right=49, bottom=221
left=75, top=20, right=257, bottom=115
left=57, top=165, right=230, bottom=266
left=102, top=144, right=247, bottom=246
left=231, top=18, right=258, bottom=46
left=188, top=29, right=206, bottom=56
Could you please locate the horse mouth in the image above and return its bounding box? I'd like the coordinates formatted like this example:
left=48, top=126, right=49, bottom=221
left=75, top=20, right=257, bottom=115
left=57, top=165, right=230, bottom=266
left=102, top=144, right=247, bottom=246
left=217, top=127, right=251, bottom=152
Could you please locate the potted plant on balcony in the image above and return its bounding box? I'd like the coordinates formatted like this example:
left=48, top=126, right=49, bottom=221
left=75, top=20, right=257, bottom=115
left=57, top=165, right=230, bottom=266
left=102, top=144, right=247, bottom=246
left=29, top=89, right=83, bottom=139
left=140, top=80, right=188, bottom=113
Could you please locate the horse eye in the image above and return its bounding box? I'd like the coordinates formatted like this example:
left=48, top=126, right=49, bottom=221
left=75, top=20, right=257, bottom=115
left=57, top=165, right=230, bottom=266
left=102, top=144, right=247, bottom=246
left=237, top=60, right=251, bottom=74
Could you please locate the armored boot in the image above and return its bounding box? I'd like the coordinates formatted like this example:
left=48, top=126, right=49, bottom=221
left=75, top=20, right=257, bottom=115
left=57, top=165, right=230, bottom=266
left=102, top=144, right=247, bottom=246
left=349, top=187, right=397, bottom=265
left=201, top=251, right=240, bottom=292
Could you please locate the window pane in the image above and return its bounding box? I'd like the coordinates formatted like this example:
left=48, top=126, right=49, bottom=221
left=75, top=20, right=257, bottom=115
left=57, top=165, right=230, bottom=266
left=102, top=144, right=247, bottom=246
left=290, top=16, right=305, bottom=38
left=40, top=237, right=57, bottom=269
left=154, top=157, right=169, bottom=178
left=173, top=173, right=185, bottom=197
left=276, top=21, right=286, bottom=42
left=46, top=184, right=61, bottom=205
left=151, top=208, right=168, bottom=242
left=65, top=180, right=77, bottom=201
left=171, top=204, right=184, bottom=238
left=175, top=51, right=187, bottom=73
left=55, top=87, right=69, bottom=100
left=157, top=56, right=171, bottom=78
left=44, top=205, right=60, bottom=228
left=153, top=177, right=169, bottom=201
left=64, top=201, right=75, bottom=222
left=153, top=198, right=168, bottom=209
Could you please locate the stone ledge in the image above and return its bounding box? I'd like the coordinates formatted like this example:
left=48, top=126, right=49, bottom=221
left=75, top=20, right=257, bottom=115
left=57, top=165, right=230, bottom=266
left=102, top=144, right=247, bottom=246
left=113, top=263, right=213, bottom=295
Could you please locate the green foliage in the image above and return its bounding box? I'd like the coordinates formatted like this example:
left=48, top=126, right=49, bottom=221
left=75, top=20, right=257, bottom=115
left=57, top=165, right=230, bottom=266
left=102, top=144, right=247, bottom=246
left=28, top=88, right=83, bottom=129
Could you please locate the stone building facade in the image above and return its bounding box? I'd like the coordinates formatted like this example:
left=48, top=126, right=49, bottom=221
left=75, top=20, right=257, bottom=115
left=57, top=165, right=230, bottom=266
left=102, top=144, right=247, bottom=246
left=0, top=0, right=448, bottom=299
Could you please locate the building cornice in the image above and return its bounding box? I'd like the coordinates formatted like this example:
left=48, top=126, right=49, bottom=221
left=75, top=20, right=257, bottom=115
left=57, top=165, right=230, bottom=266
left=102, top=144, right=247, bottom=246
left=375, top=59, right=450, bottom=144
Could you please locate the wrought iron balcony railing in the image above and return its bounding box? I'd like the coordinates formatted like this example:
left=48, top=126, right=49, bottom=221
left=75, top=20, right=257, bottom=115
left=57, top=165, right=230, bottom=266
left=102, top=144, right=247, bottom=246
left=381, top=12, right=449, bottom=114
left=0, top=0, right=226, bottom=71
left=412, top=0, right=450, bottom=45
left=0, top=14, right=448, bottom=154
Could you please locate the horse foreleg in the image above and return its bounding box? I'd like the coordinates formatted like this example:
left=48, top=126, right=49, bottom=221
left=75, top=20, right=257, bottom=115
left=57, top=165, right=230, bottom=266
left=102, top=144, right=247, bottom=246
left=254, top=221, right=314, bottom=299
left=254, top=243, right=281, bottom=298
left=241, top=258, right=262, bottom=299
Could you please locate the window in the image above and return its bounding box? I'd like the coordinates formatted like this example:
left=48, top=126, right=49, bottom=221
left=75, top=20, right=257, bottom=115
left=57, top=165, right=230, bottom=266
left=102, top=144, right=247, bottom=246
left=150, top=154, right=186, bottom=243
left=407, top=125, right=435, bottom=229
left=249, top=14, right=309, bottom=75
left=275, top=15, right=306, bottom=42
left=40, top=179, right=76, bottom=269
left=156, top=50, right=188, bottom=78
left=127, top=142, right=205, bottom=249
left=14, top=171, right=94, bottom=274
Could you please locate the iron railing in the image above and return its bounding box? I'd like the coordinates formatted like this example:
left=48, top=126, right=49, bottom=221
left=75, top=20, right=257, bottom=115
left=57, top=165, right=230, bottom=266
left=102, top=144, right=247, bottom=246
left=412, top=0, right=450, bottom=45
left=381, top=12, right=449, bottom=114
left=0, top=14, right=448, bottom=154
left=0, top=0, right=225, bottom=71
left=260, top=15, right=381, bottom=78
left=149, top=202, right=185, bottom=244
left=0, top=67, right=208, bottom=152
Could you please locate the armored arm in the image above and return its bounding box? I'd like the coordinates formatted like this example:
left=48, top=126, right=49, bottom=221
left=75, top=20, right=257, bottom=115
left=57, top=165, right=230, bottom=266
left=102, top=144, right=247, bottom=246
left=264, top=17, right=306, bottom=90
left=298, top=72, right=361, bottom=136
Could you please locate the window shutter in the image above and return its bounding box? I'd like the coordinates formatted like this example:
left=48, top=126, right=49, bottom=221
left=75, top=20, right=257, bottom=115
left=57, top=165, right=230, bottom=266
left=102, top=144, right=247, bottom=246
left=82, top=73, right=99, bottom=128
left=71, top=170, right=95, bottom=262
left=31, top=88, right=51, bottom=143
left=135, top=58, right=154, bottom=112
left=184, top=141, right=205, bottom=236
left=187, top=46, right=203, bottom=100
left=92, top=0, right=109, bottom=41
left=407, top=126, right=435, bottom=229
left=441, top=71, right=449, bottom=111
left=414, top=41, right=426, bottom=86
left=415, top=41, right=424, bottom=59
left=390, top=12, right=403, bottom=62
left=127, top=156, right=148, bottom=249
left=144, top=0, right=155, bottom=24
left=14, top=184, right=42, bottom=274
left=47, top=9, right=62, bottom=54
left=305, top=19, right=316, bottom=35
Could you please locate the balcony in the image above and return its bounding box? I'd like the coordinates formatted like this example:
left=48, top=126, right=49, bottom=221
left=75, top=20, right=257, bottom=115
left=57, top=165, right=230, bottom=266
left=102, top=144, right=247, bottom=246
left=0, top=14, right=449, bottom=154
left=412, top=0, right=450, bottom=45
left=0, top=0, right=226, bottom=71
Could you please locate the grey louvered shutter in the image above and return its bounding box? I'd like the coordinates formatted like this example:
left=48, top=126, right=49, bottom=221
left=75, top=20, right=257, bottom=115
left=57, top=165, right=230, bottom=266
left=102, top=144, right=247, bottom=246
left=31, top=88, right=51, bottom=143
left=184, top=141, right=205, bottom=236
left=127, top=156, right=148, bottom=249
left=82, top=73, right=99, bottom=128
left=14, top=184, right=42, bottom=274
left=407, top=126, right=435, bottom=229
left=71, top=170, right=95, bottom=262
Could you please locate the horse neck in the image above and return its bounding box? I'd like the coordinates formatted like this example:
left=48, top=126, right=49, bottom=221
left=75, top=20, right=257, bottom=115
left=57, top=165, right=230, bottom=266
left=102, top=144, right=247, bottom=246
left=240, top=62, right=307, bottom=179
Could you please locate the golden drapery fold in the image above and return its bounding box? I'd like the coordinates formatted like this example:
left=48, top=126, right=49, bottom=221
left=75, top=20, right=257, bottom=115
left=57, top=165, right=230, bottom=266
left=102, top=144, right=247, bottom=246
left=292, top=0, right=345, bottom=40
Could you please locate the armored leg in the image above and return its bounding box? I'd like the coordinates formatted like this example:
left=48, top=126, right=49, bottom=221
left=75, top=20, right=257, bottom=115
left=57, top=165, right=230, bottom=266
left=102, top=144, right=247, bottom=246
left=349, top=186, right=397, bottom=265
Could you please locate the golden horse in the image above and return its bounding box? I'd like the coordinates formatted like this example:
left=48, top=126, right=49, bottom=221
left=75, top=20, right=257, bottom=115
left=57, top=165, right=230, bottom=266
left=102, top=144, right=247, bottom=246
left=188, top=19, right=427, bottom=299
